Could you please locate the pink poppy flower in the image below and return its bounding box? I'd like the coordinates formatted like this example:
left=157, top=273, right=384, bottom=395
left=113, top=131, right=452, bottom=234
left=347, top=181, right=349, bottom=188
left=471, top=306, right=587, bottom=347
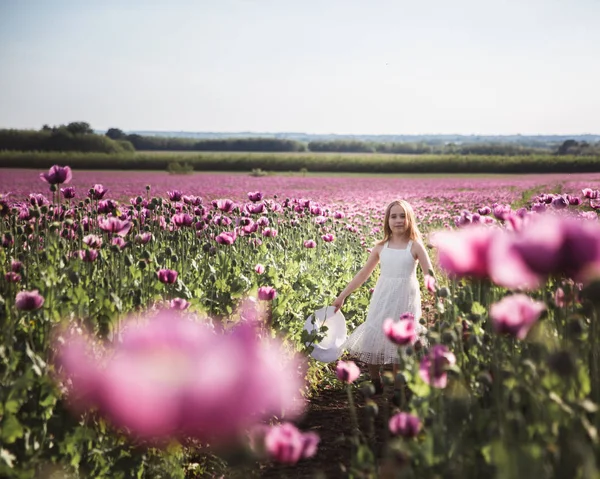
left=55, top=312, right=305, bottom=443
left=262, top=227, right=277, bottom=237
left=389, top=412, right=422, bottom=438
left=419, top=345, right=456, bottom=389
left=77, top=249, right=98, bottom=262
left=383, top=318, right=416, bottom=346
left=61, top=187, right=76, bottom=199
left=157, top=269, right=178, bottom=284
left=490, top=294, right=545, bottom=340
left=166, top=190, right=182, bottom=201
left=98, top=217, right=131, bottom=237
left=264, top=423, right=320, bottom=464
left=111, top=237, right=127, bottom=250
left=15, top=290, right=45, bottom=311
left=254, top=264, right=265, bottom=275
left=303, top=240, right=317, bottom=249
left=83, top=234, right=103, bottom=249
left=11, top=260, right=23, bottom=273
left=257, top=286, right=277, bottom=301
left=335, top=360, right=360, bottom=384
left=89, top=184, right=108, bottom=200
left=134, top=232, right=153, bottom=245
left=40, top=165, right=72, bottom=185
left=321, top=233, right=335, bottom=242
left=5, top=272, right=21, bottom=283
left=170, top=298, right=190, bottom=310
left=172, top=213, right=194, bottom=228
left=216, top=231, right=236, bottom=245
left=248, top=191, right=264, bottom=202
left=430, top=226, right=496, bottom=279
left=213, top=198, right=235, bottom=213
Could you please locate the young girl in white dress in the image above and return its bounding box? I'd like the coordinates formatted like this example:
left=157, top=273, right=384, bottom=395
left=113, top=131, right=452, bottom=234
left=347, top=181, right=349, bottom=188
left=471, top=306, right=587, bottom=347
left=333, top=199, right=435, bottom=394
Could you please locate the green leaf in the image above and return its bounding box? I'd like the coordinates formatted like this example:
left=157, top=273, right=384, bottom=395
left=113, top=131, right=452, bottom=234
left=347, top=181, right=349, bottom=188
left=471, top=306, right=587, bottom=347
left=0, top=415, right=24, bottom=444
left=471, top=301, right=487, bottom=316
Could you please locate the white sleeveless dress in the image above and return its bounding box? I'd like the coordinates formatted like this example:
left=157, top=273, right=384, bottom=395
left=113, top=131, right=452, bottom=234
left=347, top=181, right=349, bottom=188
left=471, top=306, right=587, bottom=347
left=343, top=240, right=426, bottom=364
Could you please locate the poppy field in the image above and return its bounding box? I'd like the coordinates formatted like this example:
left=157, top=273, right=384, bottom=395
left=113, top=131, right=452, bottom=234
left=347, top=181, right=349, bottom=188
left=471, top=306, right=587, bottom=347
left=1, top=167, right=600, bottom=478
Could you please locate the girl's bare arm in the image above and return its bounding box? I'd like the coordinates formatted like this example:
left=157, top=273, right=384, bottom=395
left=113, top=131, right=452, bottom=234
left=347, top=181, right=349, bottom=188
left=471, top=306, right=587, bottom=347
left=333, top=245, right=382, bottom=311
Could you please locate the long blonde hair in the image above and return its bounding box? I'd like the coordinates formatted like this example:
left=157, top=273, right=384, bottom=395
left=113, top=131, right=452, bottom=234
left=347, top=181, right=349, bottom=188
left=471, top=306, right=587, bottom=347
left=377, top=199, right=422, bottom=245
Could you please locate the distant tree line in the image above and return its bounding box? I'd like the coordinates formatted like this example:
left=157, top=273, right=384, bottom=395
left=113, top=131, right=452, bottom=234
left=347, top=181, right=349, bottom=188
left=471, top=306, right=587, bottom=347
left=1, top=124, right=599, bottom=156
left=0, top=123, right=134, bottom=154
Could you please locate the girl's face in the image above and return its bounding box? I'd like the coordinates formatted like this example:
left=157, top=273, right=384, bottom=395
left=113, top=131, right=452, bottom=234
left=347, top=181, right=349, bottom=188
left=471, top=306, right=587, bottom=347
left=388, top=204, right=407, bottom=234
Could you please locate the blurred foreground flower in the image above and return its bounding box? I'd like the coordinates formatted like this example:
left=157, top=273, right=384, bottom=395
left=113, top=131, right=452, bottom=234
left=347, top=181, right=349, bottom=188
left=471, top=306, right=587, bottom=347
left=336, top=360, right=360, bottom=383
left=432, top=214, right=600, bottom=290
left=383, top=317, right=417, bottom=346
left=389, top=412, right=422, bottom=438
left=490, top=294, right=545, bottom=340
left=55, top=311, right=305, bottom=443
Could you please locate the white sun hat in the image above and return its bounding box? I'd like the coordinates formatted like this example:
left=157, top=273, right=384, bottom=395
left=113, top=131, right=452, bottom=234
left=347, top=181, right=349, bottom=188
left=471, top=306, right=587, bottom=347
left=303, top=306, right=347, bottom=363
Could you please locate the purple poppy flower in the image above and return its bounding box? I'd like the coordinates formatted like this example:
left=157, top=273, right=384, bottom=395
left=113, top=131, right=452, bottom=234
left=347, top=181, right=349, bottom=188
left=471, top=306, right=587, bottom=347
left=77, top=249, right=99, bottom=262
left=89, top=184, right=108, bottom=200
left=98, top=199, right=118, bottom=214
left=254, top=264, right=265, bottom=274
left=431, top=226, right=495, bottom=279
left=98, top=217, right=132, bottom=237
left=172, top=213, right=194, bottom=228
left=383, top=318, right=417, bottom=346
left=419, top=345, right=456, bottom=389
left=248, top=191, right=264, bottom=202
left=264, top=423, right=320, bottom=464
left=389, top=412, right=422, bottom=438
left=335, top=360, right=360, bottom=384
left=29, top=193, right=49, bottom=207
left=551, top=195, right=569, bottom=209
left=15, top=290, right=45, bottom=311
left=583, top=188, right=599, bottom=199
left=61, top=187, right=76, bottom=199
left=170, top=298, right=190, bottom=310
left=134, top=232, right=153, bottom=245
left=256, top=216, right=269, bottom=227
left=215, top=231, right=236, bottom=245
left=40, top=165, right=72, bottom=185
left=490, top=294, right=545, bottom=340
left=83, top=234, right=103, bottom=249
left=246, top=202, right=265, bottom=215
left=321, top=233, right=335, bottom=242
left=5, top=272, right=21, bottom=283
left=257, top=286, right=277, bottom=301
left=213, top=198, right=234, bottom=213
left=157, top=269, right=178, bottom=284
left=262, top=227, right=277, bottom=237
left=11, top=260, right=23, bottom=273
left=166, top=190, right=183, bottom=202
left=303, top=240, right=317, bottom=249
left=54, top=312, right=305, bottom=443
left=111, top=237, right=127, bottom=250
left=478, top=206, right=491, bottom=216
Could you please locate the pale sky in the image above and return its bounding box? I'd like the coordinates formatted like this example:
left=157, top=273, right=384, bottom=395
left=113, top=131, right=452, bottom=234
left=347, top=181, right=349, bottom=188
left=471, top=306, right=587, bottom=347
left=1, top=0, right=599, bottom=135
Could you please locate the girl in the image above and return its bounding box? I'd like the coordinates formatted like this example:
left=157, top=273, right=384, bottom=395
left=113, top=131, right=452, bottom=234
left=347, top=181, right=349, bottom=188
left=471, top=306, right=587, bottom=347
left=333, top=199, right=434, bottom=394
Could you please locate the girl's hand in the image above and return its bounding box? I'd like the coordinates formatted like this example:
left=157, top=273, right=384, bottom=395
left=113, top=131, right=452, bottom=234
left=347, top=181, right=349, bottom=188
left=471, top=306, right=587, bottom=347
left=332, top=295, right=345, bottom=313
